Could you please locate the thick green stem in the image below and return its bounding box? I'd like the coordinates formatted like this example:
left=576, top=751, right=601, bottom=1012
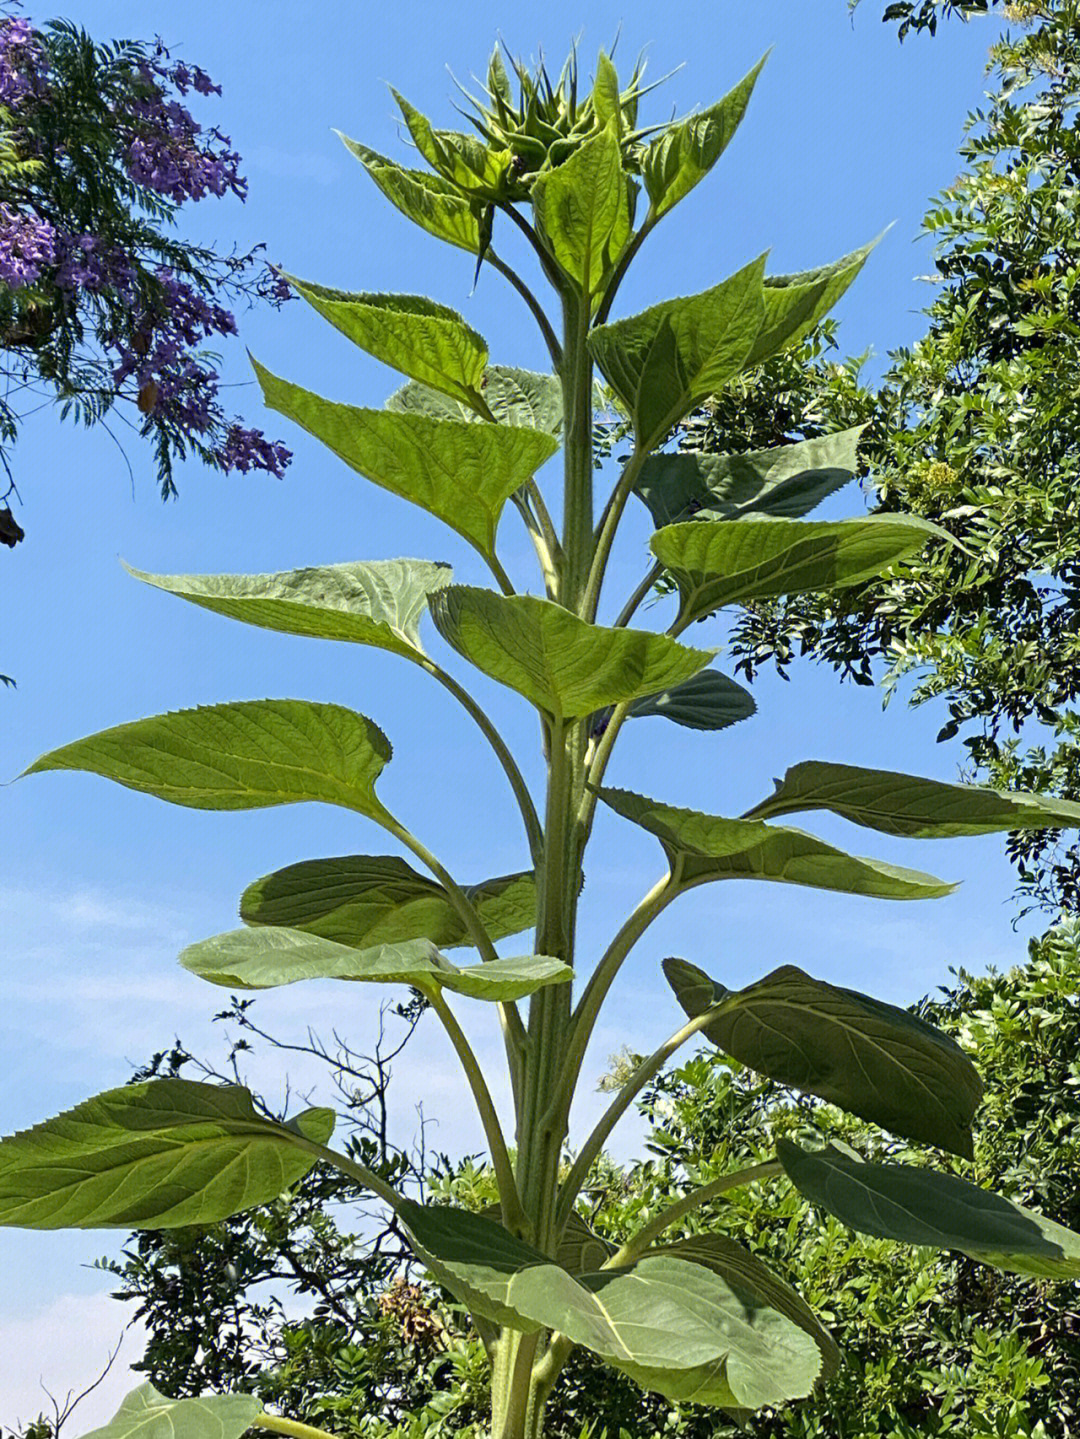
left=560, top=290, right=595, bottom=611
left=491, top=1331, right=545, bottom=1439
left=608, top=1161, right=785, bottom=1266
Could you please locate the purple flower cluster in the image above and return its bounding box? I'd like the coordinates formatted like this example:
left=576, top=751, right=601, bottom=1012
left=217, top=423, right=292, bottom=478
left=0, top=202, right=53, bottom=286
left=0, top=10, right=41, bottom=106
left=124, top=58, right=246, bottom=204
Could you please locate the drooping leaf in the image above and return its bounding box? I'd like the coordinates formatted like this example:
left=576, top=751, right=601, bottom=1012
left=400, top=1201, right=820, bottom=1410
left=392, top=91, right=511, bottom=200
left=651, top=514, right=943, bottom=625
left=125, top=559, right=452, bottom=659
left=179, top=927, right=569, bottom=1001
left=532, top=126, right=631, bottom=295
left=777, top=1140, right=1080, bottom=1280
left=0, top=1080, right=333, bottom=1228
left=627, top=669, right=757, bottom=731
left=635, top=426, right=866, bottom=528
left=648, top=1232, right=839, bottom=1379
left=241, top=855, right=535, bottom=950
left=336, top=134, right=481, bottom=252
left=387, top=365, right=565, bottom=435
left=596, top=787, right=954, bottom=900
left=284, top=278, right=488, bottom=408
left=588, top=255, right=767, bottom=449
left=642, top=56, right=767, bottom=220
left=429, top=587, right=714, bottom=720
left=25, top=700, right=393, bottom=820
left=77, top=1383, right=261, bottom=1439
left=745, top=760, right=1080, bottom=838
left=744, top=240, right=877, bottom=368
left=663, top=959, right=982, bottom=1156
left=252, top=359, right=558, bottom=557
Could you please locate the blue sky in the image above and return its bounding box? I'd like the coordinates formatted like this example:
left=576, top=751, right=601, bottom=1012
left=0, top=0, right=1017, bottom=1422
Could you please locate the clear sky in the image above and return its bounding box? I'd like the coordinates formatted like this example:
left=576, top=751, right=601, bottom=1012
left=0, top=0, right=1015, bottom=1424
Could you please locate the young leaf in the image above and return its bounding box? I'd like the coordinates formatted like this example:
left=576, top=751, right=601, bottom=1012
left=337, top=134, right=481, bottom=252
left=626, top=669, right=757, bottom=731
left=647, top=1232, right=839, bottom=1378
left=635, top=426, right=865, bottom=528
left=777, top=1140, right=1080, bottom=1280
left=0, top=1080, right=333, bottom=1228
left=596, top=787, right=954, bottom=900
left=78, top=1384, right=261, bottom=1439
left=429, top=587, right=715, bottom=720
left=25, top=700, right=393, bottom=819
left=241, top=855, right=535, bottom=949
left=588, top=254, right=767, bottom=449
left=641, top=55, right=767, bottom=220
left=663, top=959, right=983, bottom=1157
left=252, top=359, right=558, bottom=557
left=126, top=558, right=452, bottom=659
left=387, top=365, right=565, bottom=434
left=745, top=760, right=1080, bottom=837
left=392, top=90, right=511, bottom=199
left=532, top=126, right=631, bottom=295
left=652, top=514, right=943, bottom=624
left=284, top=279, right=489, bottom=409
left=179, top=927, right=570, bottom=1001
left=744, top=240, right=878, bottom=368
left=399, top=1201, right=820, bottom=1410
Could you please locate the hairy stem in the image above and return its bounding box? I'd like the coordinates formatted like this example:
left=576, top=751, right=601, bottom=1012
left=608, top=1161, right=785, bottom=1265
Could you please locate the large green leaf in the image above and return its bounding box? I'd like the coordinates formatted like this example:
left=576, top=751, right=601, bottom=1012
left=25, top=700, right=392, bottom=819
left=285, top=278, right=488, bottom=409
left=777, top=1140, right=1080, bottom=1280
left=596, top=787, right=954, bottom=900
left=400, top=1201, right=820, bottom=1410
left=651, top=514, right=942, bottom=624
left=78, top=1384, right=261, bottom=1439
left=179, top=927, right=569, bottom=1001
left=241, top=855, right=535, bottom=950
left=0, top=1080, right=333, bottom=1229
left=337, top=134, right=481, bottom=252
left=386, top=365, right=565, bottom=435
left=252, top=359, right=558, bottom=557
left=642, top=56, right=767, bottom=220
left=532, top=126, right=631, bottom=295
left=626, top=669, right=757, bottom=731
left=744, top=241, right=876, bottom=368
left=648, top=1232, right=839, bottom=1379
left=392, top=91, right=510, bottom=200
left=745, top=760, right=1080, bottom=838
left=663, top=959, right=982, bottom=1156
left=588, top=255, right=767, bottom=449
left=635, top=426, right=865, bottom=529
left=429, top=587, right=714, bottom=720
left=126, top=559, right=452, bottom=659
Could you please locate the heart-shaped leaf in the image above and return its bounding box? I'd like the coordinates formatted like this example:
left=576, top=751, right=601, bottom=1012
left=400, top=1200, right=820, bottom=1410
left=253, top=359, right=558, bottom=557
left=641, top=56, right=767, bottom=220
left=596, top=787, right=954, bottom=900
left=0, top=1080, right=333, bottom=1228
left=647, top=1232, right=839, bottom=1378
left=652, top=514, right=943, bottom=624
left=745, top=760, right=1080, bottom=838
left=78, top=1383, right=261, bottom=1439
left=744, top=240, right=877, bottom=368
left=126, top=558, right=452, bottom=658
left=25, top=700, right=393, bottom=819
left=777, top=1140, right=1080, bottom=1280
left=626, top=669, right=756, bottom=731
left=241, top=855, right=535, bottom=950
left=337, top=134, right=481, bottom=252
left=532, top=126, right=631, bottom=294
left=430, top=587, right=715, bottom=720
left=285, top=278, right=488, bottom=409
left=588, top=255, right=767, bottom=450
left=180, top=927, right=569, bottom=1001
left=663, top=959, right=982, bottom=1156
left=635, top=426, right=865, bottom=529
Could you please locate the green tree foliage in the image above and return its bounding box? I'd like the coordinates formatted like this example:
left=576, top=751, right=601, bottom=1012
left=724, top=1, right=1080, bottom=913
left=13, top=39, right=1080, bottom=1439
